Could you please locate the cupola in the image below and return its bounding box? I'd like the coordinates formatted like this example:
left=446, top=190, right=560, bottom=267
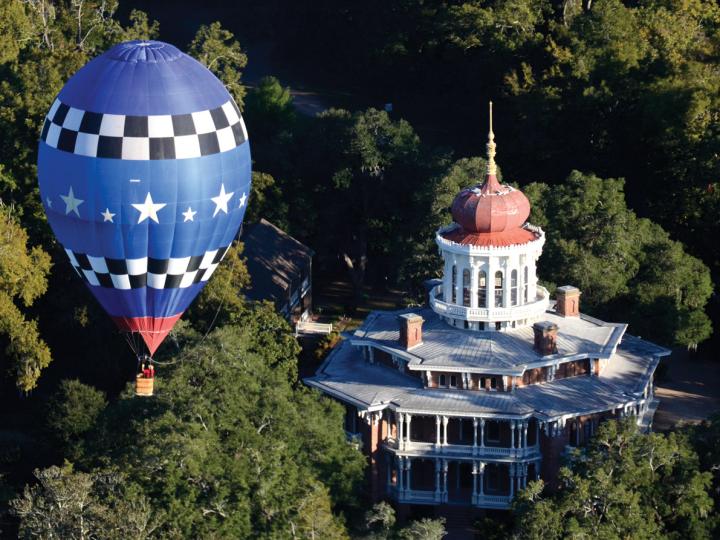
left=444, top=102, right=535, bottom=247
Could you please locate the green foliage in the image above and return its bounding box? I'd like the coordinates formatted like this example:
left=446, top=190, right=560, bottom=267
left=245, top=170, right=289, bottom=228
left=525, top=170, right=713, bottom=347
left=46, top=380, right=106, bottom=457
left=315, top=330, right=342, bottom=361
left=513, top=418, right=716, bottom=539
left=357, top=502, right=446, bottom=540
left=0, top=207, right=52, bottom=390
left=74, top=320, right=364, bottom=538
left=10, top=463, right=159, bottom=540
left=188, top=21, right=247, bottom=108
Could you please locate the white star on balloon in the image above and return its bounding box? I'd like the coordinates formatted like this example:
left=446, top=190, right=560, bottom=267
left=132, top=192, right=166, bottom=224
left=101, top=208, right=115, bottom=223
left=211, top=183, right=234, bottom=217
left=60, top=186, right=84, bottom=217
left=182, top=206, right=197, bottom=222
left=239, top=192, right=247, bottom=208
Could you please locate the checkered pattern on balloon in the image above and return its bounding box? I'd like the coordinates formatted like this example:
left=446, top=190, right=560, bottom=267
left=37, top=40, right=252, bottom=356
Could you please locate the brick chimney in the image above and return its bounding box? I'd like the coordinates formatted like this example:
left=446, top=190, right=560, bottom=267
left=398, top=313, right=424, bottom=349
left=533, top=321, right=558, bottom=355
left=556, top=286, right=580, bottom=317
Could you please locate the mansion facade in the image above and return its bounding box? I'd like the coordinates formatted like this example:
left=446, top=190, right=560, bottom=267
left=305, top=107, right=669, bottom=515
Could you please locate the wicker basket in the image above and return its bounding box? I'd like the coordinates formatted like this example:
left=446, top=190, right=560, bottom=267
left=135, top=375, right=154, bottom=397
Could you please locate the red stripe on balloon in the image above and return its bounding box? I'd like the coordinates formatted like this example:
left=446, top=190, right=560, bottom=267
left=111, top=314, right=183, bottom=355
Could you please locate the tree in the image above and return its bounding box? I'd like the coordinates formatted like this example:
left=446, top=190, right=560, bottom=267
left=0, top=207, right=52, bottom=390
left=188, top=21, right=247, bottom=108
left=10, top=463, right=159, bottom=540
left=244, top=171, right=290, bottom=228
left=46, top=380, right=106, bottom=458
left=74, top=320, right=364, bottom=538
left=357, top=502, right=446, bottom=540
left=525, top=170, right=712, bottom=348
left=513, top=418, right=715, bottom=539
left=302, top=108, right=422, bottom=307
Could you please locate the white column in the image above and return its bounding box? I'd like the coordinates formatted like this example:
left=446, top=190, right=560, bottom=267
left=407, top=458, right=412, bottom=491
left=405, top=414, right=412, bottom=445
left=575, top=419, right=580, bottom=446
left=509, top=463, right=515, bottom=497
left=510, top=420, right=516, bottom=449
left=398, top=414, right=405, bottom=450
left=435, top=458, right=441, bottom=501
left=480, top=418, right=485, bottom=448
left=398, top=456, right=404, bottom=492
left=522, top=421, right=528, bottom=450
left=471, top=461, right=478, bottom=504
left=454, top=258, right=462, bottom=306
left=369, top=347, right=375, bottom=363
left=442, top=459, right=449, bottom=502
left=478, top=462, right=485, bottom=497
left=487, top=258, right=497, bottom=310
left=472, top=417, right=478, bottom=454
left=443, top=258, right=452, bottom=302
left=470, top=264, right=479, bottom=308
left=503, top=264, right=511, bottom=308
left=443, top=416, right=449, bottom=446
left=436, top=415, right=442, bottom=447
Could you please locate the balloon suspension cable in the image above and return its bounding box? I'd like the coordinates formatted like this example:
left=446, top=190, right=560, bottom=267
left=143, top=238, right=242, bottom=367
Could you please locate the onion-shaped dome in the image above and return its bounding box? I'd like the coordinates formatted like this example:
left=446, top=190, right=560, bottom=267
left=444, top=103, right=536, bottom=247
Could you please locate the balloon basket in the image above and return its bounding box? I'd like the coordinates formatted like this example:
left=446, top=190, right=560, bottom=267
left=135, top=375, right=154, bottom=397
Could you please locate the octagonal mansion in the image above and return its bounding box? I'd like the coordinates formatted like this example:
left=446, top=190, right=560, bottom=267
left=305, top=107, right=669, bottom=516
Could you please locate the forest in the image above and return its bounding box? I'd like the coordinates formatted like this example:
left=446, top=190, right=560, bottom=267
left=0, top=0, right=719, bottom=538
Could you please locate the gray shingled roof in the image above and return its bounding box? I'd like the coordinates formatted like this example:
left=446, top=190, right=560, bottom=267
left=240, top=219, right=314, bottom=305
left=351, top=308, right=626, bottom=375
left=306, top=312, right=669, bottom=421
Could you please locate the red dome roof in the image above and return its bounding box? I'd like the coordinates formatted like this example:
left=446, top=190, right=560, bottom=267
left=450, top=174, right=531, bottom=234
left=444, top=102, right=535, bottom=248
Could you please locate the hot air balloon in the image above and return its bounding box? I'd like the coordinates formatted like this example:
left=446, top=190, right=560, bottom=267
left=37, top=40, right=251, bottom=394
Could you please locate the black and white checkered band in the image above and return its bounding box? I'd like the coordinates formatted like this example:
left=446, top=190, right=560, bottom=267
left=64, top=246, right=230, bottom=289
left=41, top=99, right=248, bottom=160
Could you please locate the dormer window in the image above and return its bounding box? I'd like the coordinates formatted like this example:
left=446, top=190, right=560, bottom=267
left=450, top=375, right=457, bottom=388
left=439, top=374, right=447, bottom=387
left=490, top=377, right=498, bottom=391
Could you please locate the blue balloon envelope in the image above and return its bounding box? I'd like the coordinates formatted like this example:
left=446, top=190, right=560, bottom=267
left=37, top=40, right=251, bottom=354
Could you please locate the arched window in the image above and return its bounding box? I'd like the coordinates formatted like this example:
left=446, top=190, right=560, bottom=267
left=477, top=270, right=487, bottom=308
left=439, top=374, right=447, bottom=387
left=462, top=269, right=471, bottom=306
left=511, top=269, right=518, bottom=306
left=523, top=266, right=529, bottom=303
left=494, top=271, right=504, bottom=308
left=450, top=374, right=457, bottom=387
left=451, top=265, right=457, bottom=304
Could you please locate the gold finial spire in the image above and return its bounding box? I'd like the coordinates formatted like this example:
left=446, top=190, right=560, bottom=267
left=486, top=100, right=497, bottom=176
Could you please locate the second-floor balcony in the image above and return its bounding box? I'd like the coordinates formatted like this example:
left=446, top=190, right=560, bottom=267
left=429, top=284, right=549, bottom=323
left=386, top=414, right=541, bottom=460
left=385, top=437, right=539, bottom=460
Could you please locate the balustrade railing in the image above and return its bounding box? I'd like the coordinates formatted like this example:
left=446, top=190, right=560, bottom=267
left=385, top=438, right=540, bottom=459
left=429, top=285, right=549, bottom=322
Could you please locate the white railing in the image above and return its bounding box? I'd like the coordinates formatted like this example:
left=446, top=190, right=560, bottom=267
left=475, top=494, right=512, bottom=508
left=386, top=439, right=540, bottom=459
left=393, top=488, right=511, bottom=508
left=295, top=321, right=333, bottom=335
left=429, top=285, right=549, bottom=322
left=435, top=225, right=545, bottom=255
